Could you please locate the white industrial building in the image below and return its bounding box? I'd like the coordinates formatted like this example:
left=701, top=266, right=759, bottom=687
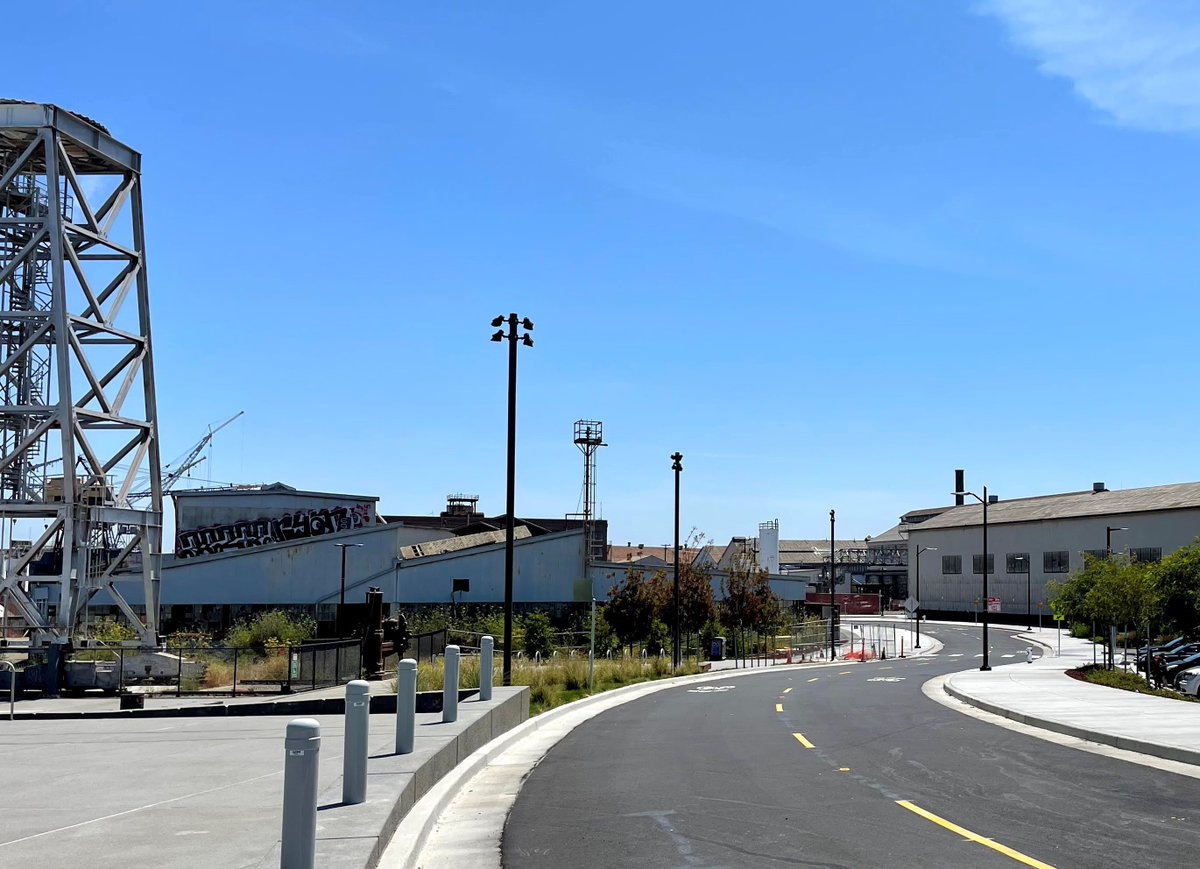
left=902, top=481, right=1200, bottom=619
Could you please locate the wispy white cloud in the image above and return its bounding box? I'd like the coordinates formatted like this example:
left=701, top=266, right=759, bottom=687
left=979, top=0, right=1200, bottom=133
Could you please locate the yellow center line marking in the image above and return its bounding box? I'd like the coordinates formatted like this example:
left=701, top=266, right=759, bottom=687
left=782, top=687, right=793, bottom=694
left=792, top=732, right=814, bottom=748
left=807, top=677, right=819, bottom=682
left=838, top=767, right=850, bottom=772
left=775, top=703, right=784, bottom=713
left=896, top=801, right=1056, bottom=869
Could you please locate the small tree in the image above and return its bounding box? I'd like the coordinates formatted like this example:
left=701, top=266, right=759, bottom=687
left=521, top=611, right=555, bottom=658
left=1151, top=541, right=1200, bottom=637
left=606, top=569, right=668, bottom=652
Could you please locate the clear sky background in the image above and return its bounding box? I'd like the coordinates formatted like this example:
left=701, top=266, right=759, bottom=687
left=10, top=1, right=1200, bottom=547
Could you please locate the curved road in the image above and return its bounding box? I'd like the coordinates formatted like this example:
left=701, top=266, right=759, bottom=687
left=503, top=626, right=1200, bottom=868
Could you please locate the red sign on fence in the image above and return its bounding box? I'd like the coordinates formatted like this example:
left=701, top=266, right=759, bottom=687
left=987, top=596, right=1001, bottom=613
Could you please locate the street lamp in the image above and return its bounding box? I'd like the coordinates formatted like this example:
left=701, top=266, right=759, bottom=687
left=914, top=546, right=936, bottom=649
left=828, top=509, right=836, bottom=663
left=1014, top=555, right=1030, bottom=630
left=953, top=485, right=996, bottom=671
left=491, top=313, right=533, bottom=686
left=670, top=452, right=683, bottom=669
left=333, top=542, right=364, bottom=637
left=1106, top=526, right=1127, bottom=558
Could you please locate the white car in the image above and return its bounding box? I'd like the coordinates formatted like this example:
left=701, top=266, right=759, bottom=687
left=1176, top=666, right=1200, bottom=697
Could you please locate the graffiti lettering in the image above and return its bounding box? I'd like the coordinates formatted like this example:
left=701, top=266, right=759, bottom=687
left=175, top=504, right=372, bottom=558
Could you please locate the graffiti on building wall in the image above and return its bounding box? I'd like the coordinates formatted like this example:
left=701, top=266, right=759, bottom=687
left=175, top=504, right=372, bottom=558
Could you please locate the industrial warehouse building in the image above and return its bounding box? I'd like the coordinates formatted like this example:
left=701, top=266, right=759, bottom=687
left=124, top=487, right=595, bottom=634
left=901, top=481, right=1200, bottom=619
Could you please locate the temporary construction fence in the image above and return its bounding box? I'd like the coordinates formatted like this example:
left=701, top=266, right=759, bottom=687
left=842, top=622, right=902, bottom=661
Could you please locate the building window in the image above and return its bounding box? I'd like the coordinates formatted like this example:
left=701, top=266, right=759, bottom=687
left=1006, top=553, right=1030, bottom=574
left=942, top=555, right=961, bottom=575
left=1083, top=549, right=1107, bottom=562
left=972, top=554, right=995, bottom=574
left=1130, top=547, right=1163, bottom=564
left=1044, top=550, right=1070, bottom=573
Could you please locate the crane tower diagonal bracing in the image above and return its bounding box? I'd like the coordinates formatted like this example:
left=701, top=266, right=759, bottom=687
left=0, top=100, right=163, bottom=646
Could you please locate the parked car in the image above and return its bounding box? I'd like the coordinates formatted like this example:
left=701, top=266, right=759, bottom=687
left=1163, top=652, right=1200, bottom=686
left=1176, top=667, right=1200, bottom=698
left=1138, top=638, right=1193, bottom=671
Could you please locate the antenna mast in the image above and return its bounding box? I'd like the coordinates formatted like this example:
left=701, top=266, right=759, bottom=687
left=573, top=420, right=605, bottom=563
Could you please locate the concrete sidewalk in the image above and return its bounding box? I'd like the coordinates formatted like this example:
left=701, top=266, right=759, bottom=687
left=0, top=685, right=528, bottom=869
left=945, top=626, right=1200, bottom=766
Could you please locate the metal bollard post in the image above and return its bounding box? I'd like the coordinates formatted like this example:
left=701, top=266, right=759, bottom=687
left=443, top=645, right=460, bottom=723
left=395, top=658, right=416, bottom=755
left=480, top=636, right=493, bottom=701
left=342, top=680, right=370, bottom=805
left=281, top=718, right=321, bottom=869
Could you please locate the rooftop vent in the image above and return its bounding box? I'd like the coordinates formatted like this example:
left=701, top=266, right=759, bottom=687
left=1093, top=482, right=1107, bottom=493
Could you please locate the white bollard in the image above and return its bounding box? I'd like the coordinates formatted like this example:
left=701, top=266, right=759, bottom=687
left=480, top=636, right=494, bottom=701
left=395, top=658, right=416, bottom=754
left=443, top=645, right=460, bottom=723
left=342, top=680, right=370, bottom=805
left=281, top=718, right=320, bottom=869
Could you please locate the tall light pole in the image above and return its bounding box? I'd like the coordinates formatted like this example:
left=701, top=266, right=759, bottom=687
left=828, top=509, right=836, bottom=663
left=492, top=313, right=533, bottom=686
left=954, top=485, right=994, bottom=671
left=914, top=546, right=936, bottom=649
left=671, top=452, right=683, bottom=669
left=1106, top=526, right=1127, bottom=558
left=333, top=542, right=363, bottom=637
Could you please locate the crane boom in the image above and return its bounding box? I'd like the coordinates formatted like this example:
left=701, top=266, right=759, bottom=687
left=126, top=410, right=244, bottom=503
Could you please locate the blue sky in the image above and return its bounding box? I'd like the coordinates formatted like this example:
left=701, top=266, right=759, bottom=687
left=12, top=1, right=1200, bottom=546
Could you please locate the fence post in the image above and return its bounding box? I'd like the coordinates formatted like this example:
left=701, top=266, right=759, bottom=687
left=281, top=718, right=320, bottom=869
left=342, top=680, right=370, bottom=805
left=177, top=643, right=183, bottom=697
left=395, top=658, right=416, bottom=754
left=479, top=636, right=493, bottom=702
left=232, top=648, right=239, bottom=696
left=442, top=645, right=460, bottom=723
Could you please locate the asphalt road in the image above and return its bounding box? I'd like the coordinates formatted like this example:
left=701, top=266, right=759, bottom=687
left=503, top=625, right=1200, bottom=869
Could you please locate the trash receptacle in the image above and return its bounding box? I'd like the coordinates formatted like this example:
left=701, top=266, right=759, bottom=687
left=119, top=692, right=144, bottom=710
left=710, top=636, right=725, bottom=661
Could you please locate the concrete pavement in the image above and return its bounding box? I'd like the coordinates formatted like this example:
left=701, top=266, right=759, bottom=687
left=0, top=684, right=527, bottom=868
left=944, top=624, right=1200, bottom=766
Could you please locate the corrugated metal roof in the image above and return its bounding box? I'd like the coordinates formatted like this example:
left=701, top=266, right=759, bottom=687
left=911, top=481, right=1200, bottom=531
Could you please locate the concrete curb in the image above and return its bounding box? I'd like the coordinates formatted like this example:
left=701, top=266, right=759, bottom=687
left=314, top=686, right=529, bottom=869
left=942, top=677, right=1200, bottom=768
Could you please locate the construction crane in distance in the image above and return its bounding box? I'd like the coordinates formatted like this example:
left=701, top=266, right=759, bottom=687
left=125, top=411, right=244, bottom=506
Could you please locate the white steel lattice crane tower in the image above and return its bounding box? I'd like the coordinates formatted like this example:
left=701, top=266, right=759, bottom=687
left=0, top=100, right=163, bottom=646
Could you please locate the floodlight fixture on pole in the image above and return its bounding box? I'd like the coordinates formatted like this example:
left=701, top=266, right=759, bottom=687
left=671, top=452, right=683, bottom=669
left=1106, top=526, right=1127, bottom=559
left=953, top=486, right=995, bottom=671
left=491, top=313, right=533, bottom=687
left=333, top=542, right=364, bottom=637
left=914, top=546, right=936, bottom=648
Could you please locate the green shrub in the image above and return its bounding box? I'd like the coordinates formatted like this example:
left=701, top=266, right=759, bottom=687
left=1079, top=665, right=1199, bottom=702
left=224, top=609, right=315, bottom=654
